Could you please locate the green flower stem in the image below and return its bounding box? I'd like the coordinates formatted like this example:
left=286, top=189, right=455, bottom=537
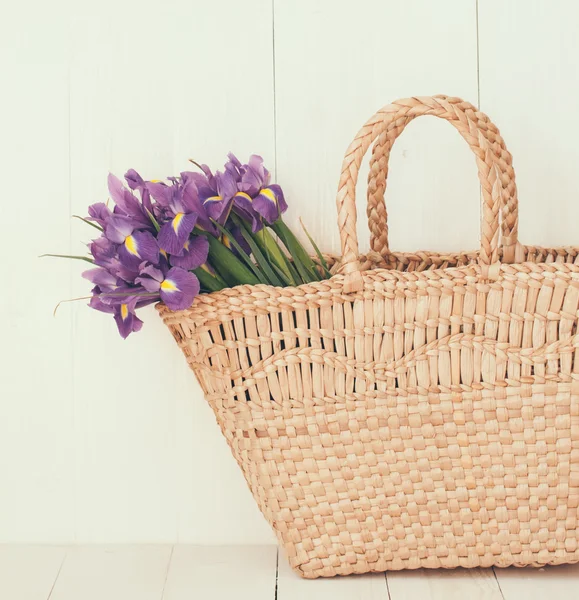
left=300, top=218, right=331, bottom=278
left=40, top=253, right=95, bottom=264
left=270, top=219, right=320, bottom=283
left=210, top=220, right=268, bottom=285
left=203, top=232, right=260, bottom=287
left=251, top=226, right=297, bottom=286
left=194, top=266, right=227, bottom=292
left=233, top=217, right=284, bottom=286
left=72, top=215, right=103, bottom=231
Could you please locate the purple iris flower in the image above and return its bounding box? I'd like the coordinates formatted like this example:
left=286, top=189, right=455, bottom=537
left=87, top=202, right=112, bottom=228
left=222, top=222, right=251, bottom=257
left=136, top=264, right=200, bottom=311
left=89, top=293, right=115, bottom=314
left=146, top=178, right=201, bottom=255
left=112, top=297, right=144, bottom=339
left=86, top=283, right=146, bottom=338
left=177, top=171, right=219, bottom=234
left=194, top=167, right=238, bottom=224
left=89, top=236, right=140, bottom=284
left=108, top=173, right=153, bottom=229
left=124, top=169, right=153, bottom=214
left=238, top=154, right=270, bottom=194
left=230, top=154, right=287, bottom=228
left=83, top=268, right=138, bottom=337
left=225, top=152, right=244, bottom=176
left=253, top=184, right=287, bottom=224
left=82, top=267, right=120, bottom=291
left=168, top=235, right=209, bottom=270
left=84, top=267, right=158, bottom=306
left=89, top=236, right=117, bottom=266
left=104, top=215, right=159, bottom=269
left=231, top=193, right=263, bottom=232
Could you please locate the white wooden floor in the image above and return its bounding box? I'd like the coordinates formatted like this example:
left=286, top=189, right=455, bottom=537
left=2, top=545, right=579, bottom=600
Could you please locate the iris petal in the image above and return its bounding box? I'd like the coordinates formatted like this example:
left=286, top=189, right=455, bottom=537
left=118, top=230, right=159, bottom=268
left=172, top=213, right=185, bottom=233
left=232, top=192, right=262, bottom=232
left=252, top=185, right=287, bottom=224
left=114, top=306, right=143, bottom=339
left=124, top=235, right=139, bottom=256
left=159, top=267, right=200, bottom=311
left=169, top=235, right=209, bottom=270
left=158, top=211, right=197, bottom=255
left=82, top=267, right=118, bottom=290
left=107, top=174, right=150, bottom=227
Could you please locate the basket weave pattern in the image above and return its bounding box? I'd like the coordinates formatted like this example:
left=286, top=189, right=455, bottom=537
left=159, top=96, right=579, bottom=578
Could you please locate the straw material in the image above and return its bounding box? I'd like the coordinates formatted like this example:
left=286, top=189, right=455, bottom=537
left=158, top=95, right=579, bottom=578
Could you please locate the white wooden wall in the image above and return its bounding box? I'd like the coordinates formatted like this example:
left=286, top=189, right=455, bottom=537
left=2, top=0, right=579, bottom=544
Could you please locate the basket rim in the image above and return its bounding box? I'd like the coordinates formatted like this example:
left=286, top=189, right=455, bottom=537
left=156, top=243, right=579, bottom=323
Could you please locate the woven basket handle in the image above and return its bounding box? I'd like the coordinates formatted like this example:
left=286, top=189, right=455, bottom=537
left=366, top=96, right=519, bottom=262
left=335, top=95, right=520, bottom=293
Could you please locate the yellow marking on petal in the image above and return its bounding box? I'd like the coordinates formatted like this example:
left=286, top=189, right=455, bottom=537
left=259, top=188, right=277, bottom=205
left=160, top=279, right=179, bottom=292
left=204, top=195, right=222, bottom=204
left=124, top=235, right=139, bottom=256
left=150, top=179, right=161, bottom=183
left=160, top=249, right=168, bottom=259
left=235, top=191, right=252, bottom=202
left=120, top=304, right=129, bottom=320
left=183, top=239, right=190, bottom=251
left=172, top=212, right=185, bottom=233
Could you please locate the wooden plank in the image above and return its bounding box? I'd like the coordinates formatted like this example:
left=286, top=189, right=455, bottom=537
left=0, top=4, right=75, bottom=543
left=493, top=565, right=579, bottom=600
left=67, top=0, right=276, bottom=545
left=0, top=546, right=65, bottom=600
left=386, top=568, right=503, bottom=600
left=274, top=0, right=480, bottom=260
left=478, top=0, right=579, bottom=249
left=276, top=552, right=388, bottom=599
left=163, top=545, right=277, bottom=600
left=50, top=545, right=171, bottom=600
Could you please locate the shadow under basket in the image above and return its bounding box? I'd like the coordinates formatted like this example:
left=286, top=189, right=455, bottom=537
left=158, top=95, right=579, bottom=578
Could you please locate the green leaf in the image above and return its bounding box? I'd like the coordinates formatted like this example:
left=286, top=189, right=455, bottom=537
left=270, top=220, right=319, bottom=283
left=210, top=220, right=268, bottom=285
left=233, top=217, right=284, bottom=286
left=194, top=266, right=227, bottom=292
left=72, top=215, right=103, bottom=231
left=201, top=263, right=228, bottom=287
left=204, top=233, right=260, bottom=286
left=271, top=263, right=293, bottom=286
left=300, top=218, right=331, bottom=278
left=145, top=208, right=161, bottom=232
left=251, top=226, right=297, bottom=285
left=280, top=250, right=301, bottom=283
left=40, top=253, right=95, bottom=264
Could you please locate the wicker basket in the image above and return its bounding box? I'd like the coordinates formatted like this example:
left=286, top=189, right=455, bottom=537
left=159, top=95, right=579, bottom=578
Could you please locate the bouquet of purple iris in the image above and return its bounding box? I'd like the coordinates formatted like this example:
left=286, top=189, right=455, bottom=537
left=47, top=153, right=329, bottom=338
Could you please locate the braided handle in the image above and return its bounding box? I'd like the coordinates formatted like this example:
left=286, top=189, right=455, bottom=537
left=335, top=95, right=519, bottom=293
left=366, top=96, right=519, bottom=261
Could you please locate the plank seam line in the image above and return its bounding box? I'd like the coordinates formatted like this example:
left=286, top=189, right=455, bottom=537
left=271, top=0, right=278, bottom=178
left=46, top=549, right=68, bottom=600
left=384, top=570, right=393, bottom=600
left=476, top=0, right=481, bottom=108
left=160, top=545, right=175, bottom=600
left=274, top=547, right=279, bottom=600
left=492, top=567, right=506, bottom=600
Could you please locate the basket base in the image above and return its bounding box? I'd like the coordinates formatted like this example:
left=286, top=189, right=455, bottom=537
left=287, top=549, right=579, bottom=579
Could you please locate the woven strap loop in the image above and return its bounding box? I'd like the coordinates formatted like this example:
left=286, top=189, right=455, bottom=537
left=335, top=95, right=520, bottom=293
